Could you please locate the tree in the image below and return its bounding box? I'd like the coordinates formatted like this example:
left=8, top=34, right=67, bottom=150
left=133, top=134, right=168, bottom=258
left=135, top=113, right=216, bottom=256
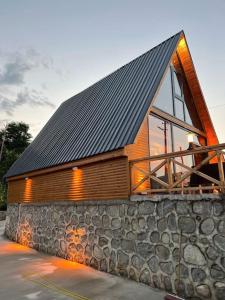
left=0, top=122, right=32, bottom=208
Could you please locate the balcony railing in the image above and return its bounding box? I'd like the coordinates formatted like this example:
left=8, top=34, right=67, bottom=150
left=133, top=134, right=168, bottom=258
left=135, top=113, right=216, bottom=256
left=129, top=143, right=225, bottom=195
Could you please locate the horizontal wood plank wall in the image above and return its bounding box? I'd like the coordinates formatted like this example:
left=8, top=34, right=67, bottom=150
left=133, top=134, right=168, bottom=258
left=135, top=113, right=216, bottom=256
left=125, top=117, right=150, bottom=192
left=8, top=156, right=129, bottom=203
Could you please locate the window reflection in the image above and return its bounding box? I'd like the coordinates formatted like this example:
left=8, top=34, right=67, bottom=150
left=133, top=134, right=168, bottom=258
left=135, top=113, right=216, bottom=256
left=149, top=115, right=172, bottom=186
left=149, top=115, right=203, bottom=189
left=154, top=69, right=173, bottom=115
left=175, top=98, right=185, bottom=121
left=173, top=71, right=182, bottom=96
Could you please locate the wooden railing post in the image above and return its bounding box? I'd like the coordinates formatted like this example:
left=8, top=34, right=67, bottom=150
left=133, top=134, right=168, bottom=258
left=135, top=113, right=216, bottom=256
left=217, top=151, right=225, bottom=192
left=167, top=158, right=173, bottom=193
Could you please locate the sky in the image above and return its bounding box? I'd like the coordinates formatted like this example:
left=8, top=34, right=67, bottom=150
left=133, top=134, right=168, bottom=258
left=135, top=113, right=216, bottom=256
left=0, top=0, right=225, bottom=142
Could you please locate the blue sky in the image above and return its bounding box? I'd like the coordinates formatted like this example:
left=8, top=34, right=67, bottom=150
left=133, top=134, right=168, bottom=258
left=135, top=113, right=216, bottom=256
left=0, top=0, right=225, bottom=142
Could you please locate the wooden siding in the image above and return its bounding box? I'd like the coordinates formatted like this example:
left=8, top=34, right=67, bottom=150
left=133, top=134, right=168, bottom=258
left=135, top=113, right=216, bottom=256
left=125, top=117, right=150, bottom=192
left=8, top=156, right=129, bottom=203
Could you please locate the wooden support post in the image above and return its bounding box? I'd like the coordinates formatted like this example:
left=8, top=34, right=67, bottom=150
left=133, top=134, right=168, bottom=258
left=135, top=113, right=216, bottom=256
left=217, top=151, right=225, bottom=192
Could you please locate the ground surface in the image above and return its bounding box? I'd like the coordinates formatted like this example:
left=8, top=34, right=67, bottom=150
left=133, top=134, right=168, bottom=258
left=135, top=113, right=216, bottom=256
left=0, top=221, right=166, bottom=300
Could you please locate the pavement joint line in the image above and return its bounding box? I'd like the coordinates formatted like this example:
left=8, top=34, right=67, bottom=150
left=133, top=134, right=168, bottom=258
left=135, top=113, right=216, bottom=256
left=22, top=272, right=90, bottom=300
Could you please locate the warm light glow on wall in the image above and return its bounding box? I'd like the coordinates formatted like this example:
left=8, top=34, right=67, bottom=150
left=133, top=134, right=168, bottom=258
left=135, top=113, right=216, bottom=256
left=178, top=37, right=186, bottom=50
left=132, top=162, right=149, bottom=192
left=65, top=226, right=86, bottom=263
left=68, top=168, right=84, bottom=200
left=23, top=178, right=32, bottom=202
left=18, top=222, right=33, bottom=247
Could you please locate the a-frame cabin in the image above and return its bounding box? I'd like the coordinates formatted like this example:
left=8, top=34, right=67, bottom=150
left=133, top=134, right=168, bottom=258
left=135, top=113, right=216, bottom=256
left=6, top=31, right=223, bottom=202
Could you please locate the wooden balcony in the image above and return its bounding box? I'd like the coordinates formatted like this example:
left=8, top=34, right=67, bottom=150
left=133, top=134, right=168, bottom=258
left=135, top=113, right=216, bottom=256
left=130, top=143, right=225, bottom=195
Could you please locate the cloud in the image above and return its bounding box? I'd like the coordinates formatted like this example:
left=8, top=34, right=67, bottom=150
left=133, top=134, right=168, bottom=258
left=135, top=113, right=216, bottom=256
left=0, top=87, right=55, bottom=116
left=0, top=48, right=54, bottom=86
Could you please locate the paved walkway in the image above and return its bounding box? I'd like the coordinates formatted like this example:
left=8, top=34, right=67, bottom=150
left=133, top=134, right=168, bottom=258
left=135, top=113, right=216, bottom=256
left=0, top=221, right=166, bottom=300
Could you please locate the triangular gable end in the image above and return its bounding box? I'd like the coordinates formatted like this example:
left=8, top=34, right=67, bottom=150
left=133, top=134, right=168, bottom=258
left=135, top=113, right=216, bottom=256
left=174, top=33, right=218, bottom=145
left=129, top=32, right=218, bottom=151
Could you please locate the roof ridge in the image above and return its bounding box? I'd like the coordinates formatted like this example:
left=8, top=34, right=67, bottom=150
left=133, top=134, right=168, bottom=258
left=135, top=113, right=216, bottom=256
left=64, top=31, right=183, bottom=105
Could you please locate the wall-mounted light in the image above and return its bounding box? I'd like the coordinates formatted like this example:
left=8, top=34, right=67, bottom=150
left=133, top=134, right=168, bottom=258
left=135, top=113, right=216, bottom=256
left=187, top=132, right=195, bottom=143
left=72, top=166, right=78, bottom=171
left=25, top=177, right=29, bottom=181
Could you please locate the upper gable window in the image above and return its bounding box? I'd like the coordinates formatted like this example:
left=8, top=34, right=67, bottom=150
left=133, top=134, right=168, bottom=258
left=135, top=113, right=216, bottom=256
left=154, top=57, right=194, bottom=127
left=173, top=71, right=182, bottom=97
left=154, top=69, right=173, bottom=115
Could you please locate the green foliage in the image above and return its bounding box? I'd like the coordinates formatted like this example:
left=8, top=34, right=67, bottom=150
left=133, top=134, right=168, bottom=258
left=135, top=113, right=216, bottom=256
left=0, top=122, right=32, bottom=208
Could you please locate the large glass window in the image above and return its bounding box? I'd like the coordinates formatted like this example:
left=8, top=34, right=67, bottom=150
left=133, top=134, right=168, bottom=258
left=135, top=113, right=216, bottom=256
left=149, top=114, right=203, bottom=188
left=154, top=53, right=197, bottom=127
left=175, top=98, right=185, bottom=121
left=154, top=69, right=173, bottom=115
left=148, top=115, right=172, bottom=183
left=149, top=115, right=172, bottom=156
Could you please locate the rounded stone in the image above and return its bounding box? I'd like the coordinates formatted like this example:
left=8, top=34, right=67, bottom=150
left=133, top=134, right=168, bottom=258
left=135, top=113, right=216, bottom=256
left=137, top=242, right=154, bottom=259
left=138, top=217, right=146, bottom=229
left=161, top=232, right=170, bottom=244
left=213, top=202, right=224, bottom=216
left=206, top=246, right=218, bottom=260
left=111, top=218, right=121, bottom=229
left=167, top=213, right=177, bottom=231
left=111, top=238, right=120, bottom=249
left=183, top=245, right=206, bottom=265
left=126, top=231, right=136, bottom=240
left=150, top=231, right=160, bottom=243
left=178, top=216, right=196, bottom=233
left=191, top=268, right=206, bottom=282
left=131, top=255, right=145, bottom=271
left=196, top=284, right=211, bottom=298
left=200, top=218, right=214, bottom=235
left=92, top=216, right=101, bottom=227
left=176, top=202, right=189, bottom=215
left=160, top=262, right=174, bottom=275
left=147, top=216, right=156, bottom=230
left=147, top=256, right=159, bottom=273
left=127, top=206, right=136, bottom=216
left=139, top=268, right=150, bottom=284
left=137, top=232, right=147, bottom=241
left=129, top=267, right=137, bottom=281
left=158, top=218, right=167, bottom=232
left=155, top=245, right=170, bottom=260
left=215, top=282, right=225, bottom=300
left=93, top=245, right=103, bottom=259
left=107, top=206, right=119, bottom=217
left=121, top=239, right=135, bottom=252
left=98, top=237, right=108, bottom=247
left=117, top=250, right=129, bottom=269
left=102, top=215, right=110, bottom=228
left=214, top=234, right=225, bottom=251
left=175, top=264, right=189, bottom=278
left=138, top=202, right=155, bottom=215
left=211, top=264, right=225, bottom=280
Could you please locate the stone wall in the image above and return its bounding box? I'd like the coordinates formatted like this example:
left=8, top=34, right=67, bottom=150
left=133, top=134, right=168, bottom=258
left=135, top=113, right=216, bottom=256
left=5, top=196, right=225, bottom=300
left=0, top=211, right=6, bottom=221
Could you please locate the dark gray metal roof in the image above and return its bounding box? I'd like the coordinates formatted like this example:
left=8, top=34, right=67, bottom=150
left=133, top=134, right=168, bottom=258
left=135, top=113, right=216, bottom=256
left=6, top=32, right=182, bottom=177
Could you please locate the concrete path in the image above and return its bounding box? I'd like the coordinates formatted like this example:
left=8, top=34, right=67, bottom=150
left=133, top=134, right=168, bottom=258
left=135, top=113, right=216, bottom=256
left=0, top=221, right=166, bottom=300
